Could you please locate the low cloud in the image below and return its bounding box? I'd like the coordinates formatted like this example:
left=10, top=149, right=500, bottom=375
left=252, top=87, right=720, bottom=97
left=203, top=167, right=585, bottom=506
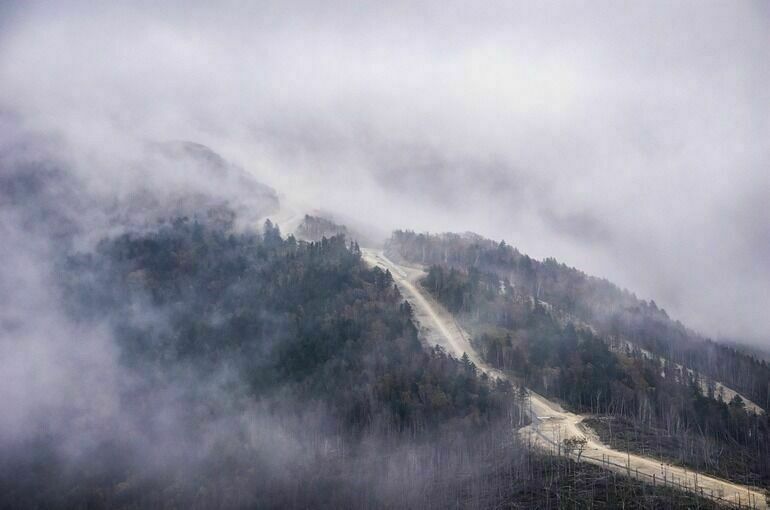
left=0, top=0, right=768, bottom=345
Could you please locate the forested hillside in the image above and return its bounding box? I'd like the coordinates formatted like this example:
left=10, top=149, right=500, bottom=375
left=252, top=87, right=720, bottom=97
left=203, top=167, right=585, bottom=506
left=0, top=207, right=730, bottom=508
left=388, top=230, right=770, bottom=487
left=65, top=218, right=513, bottom=436
left=1, top=214, right=516, bottom=507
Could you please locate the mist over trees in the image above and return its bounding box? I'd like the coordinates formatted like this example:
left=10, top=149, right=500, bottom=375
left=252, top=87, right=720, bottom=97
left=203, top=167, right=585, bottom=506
left=1, top=203, right=520, bottom=506
left=388, top=230, right=770, bottom=487
left=1, top=1, right=769, bottom=507
left=388, top=230, right=770, bottom=407
left=0, top=162, right=730, bottom=507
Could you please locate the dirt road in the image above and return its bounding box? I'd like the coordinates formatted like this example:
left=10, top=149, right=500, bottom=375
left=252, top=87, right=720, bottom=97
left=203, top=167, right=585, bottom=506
left=362, top=248, right=767, bottom=509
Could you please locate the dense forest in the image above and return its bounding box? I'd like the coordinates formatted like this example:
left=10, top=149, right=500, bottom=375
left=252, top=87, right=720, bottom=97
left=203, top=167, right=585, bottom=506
left=388, top=230, right=770, bottom=488
left=387, top=230, right=770, bottom=411
left=0, top=215, right=510, bottom=507
left=63, top=218, right=512, bottom=436
left=0, top=208, right=733, bottom=508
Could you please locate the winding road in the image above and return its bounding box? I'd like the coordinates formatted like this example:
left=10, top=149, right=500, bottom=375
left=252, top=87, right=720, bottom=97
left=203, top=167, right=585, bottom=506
left=362, top=248, right=767, bottom=509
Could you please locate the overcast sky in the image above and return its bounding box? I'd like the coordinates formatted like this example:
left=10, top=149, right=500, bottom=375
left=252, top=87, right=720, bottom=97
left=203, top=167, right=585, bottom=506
left=1, top=1, right=768, bottom=345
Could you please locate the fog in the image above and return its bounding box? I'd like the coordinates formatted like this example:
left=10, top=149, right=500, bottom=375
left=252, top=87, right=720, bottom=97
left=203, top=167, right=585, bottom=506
left=0, top=4, right=769, bottom=507
left=1, top=1, right=768, bottom=345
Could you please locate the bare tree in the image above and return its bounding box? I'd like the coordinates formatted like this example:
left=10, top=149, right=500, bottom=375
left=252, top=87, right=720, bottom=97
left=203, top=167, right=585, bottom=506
left=563, top=436, right=588, bottom=462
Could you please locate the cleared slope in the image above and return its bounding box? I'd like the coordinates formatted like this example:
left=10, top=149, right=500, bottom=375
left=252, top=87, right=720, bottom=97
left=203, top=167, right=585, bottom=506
left=613, top=340, right=764, bottom=415
left=362, top=248, right=768, bottom=510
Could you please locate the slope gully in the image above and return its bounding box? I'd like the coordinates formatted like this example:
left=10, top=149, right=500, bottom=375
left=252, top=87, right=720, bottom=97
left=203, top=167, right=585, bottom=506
left=361, top=248, right=767, bottom=509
